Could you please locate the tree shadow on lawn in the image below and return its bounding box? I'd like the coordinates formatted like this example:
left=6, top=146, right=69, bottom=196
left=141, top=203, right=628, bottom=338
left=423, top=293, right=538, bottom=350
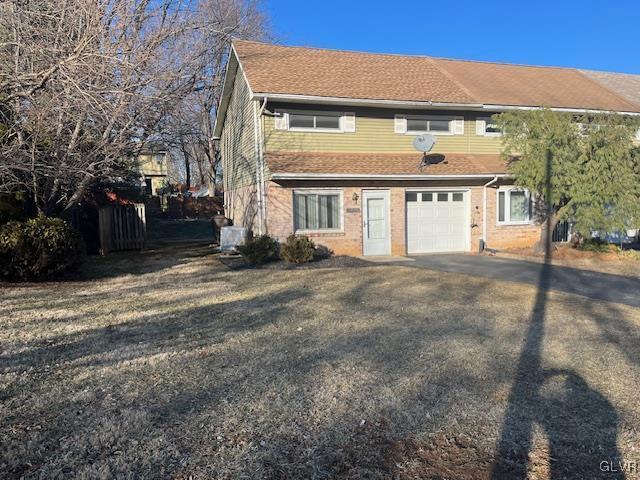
left=2, top=261, right=634, bottom=479
left=491, top=260, right=625, bottom=479
left=79, top=243, right=216, bottom=280
left=492, top=151, right=626, bottom=480
left=0, top=287, right=312, bottom=377
left=2, top=269, right=511, bottom=478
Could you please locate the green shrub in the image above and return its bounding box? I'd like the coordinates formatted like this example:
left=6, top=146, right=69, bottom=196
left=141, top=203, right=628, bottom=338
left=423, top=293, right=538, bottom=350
left=280, top=235, right=315, bottom=264
left=0, top=216, right=85, bottom=281
left=236, top=234, right=279, bottom=264
left=578, top=238, right=616, bottom=253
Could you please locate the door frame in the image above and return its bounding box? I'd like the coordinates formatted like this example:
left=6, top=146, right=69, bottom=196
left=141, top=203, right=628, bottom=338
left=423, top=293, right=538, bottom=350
left=362, top=189, right=391, bottom=256
left=404, top=187, right=472, bottom=254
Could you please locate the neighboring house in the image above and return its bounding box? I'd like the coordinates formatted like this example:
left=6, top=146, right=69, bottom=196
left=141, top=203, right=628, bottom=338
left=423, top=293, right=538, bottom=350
left=136, top=149, right=169, bottom=196
left=214, top=40, right=640, bottom=256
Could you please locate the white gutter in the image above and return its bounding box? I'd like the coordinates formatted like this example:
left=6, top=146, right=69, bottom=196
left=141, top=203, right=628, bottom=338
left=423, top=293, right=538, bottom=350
left=482, top=104, right=640, bottom=116
left=252, top=92, right=640, bottom=116
left=271, top=173, right=510, bottom=181
left=257, top=97, right=268, bottom=234
left=482, top=175, right=500, bottom=249
left=252, top=92, right=483, bottom=110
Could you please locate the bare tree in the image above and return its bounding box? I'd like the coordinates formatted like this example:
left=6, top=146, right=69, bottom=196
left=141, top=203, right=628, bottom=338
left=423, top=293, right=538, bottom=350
left=0, top=0, right=269, bottom=212
left=161, top=0, right=269, bottom=194
left=0, top=0, right=195, bottom=214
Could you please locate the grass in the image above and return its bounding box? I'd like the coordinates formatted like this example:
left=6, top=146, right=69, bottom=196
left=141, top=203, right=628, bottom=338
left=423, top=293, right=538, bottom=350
left=2, top=246, right=640, bottom=479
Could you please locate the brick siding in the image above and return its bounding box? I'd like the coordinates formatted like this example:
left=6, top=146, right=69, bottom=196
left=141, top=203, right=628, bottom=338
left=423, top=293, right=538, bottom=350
left=266, top=181, right=539, bottom=256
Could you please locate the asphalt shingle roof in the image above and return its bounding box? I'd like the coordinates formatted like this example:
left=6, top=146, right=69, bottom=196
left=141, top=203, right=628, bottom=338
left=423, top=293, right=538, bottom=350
left=266, top=151, right=508, bottom=176
left=234, top=40, right=640, bottom=113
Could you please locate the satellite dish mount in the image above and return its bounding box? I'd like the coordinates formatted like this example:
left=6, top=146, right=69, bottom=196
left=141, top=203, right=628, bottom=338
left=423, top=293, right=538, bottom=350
left=413, top=134, right=437, bottom=170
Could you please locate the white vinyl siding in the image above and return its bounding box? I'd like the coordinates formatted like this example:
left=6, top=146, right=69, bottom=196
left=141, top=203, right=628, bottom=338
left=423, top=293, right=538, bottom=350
left=294, top=190, right=343, bottom=231
left=497, top=187, right=533, bottom=225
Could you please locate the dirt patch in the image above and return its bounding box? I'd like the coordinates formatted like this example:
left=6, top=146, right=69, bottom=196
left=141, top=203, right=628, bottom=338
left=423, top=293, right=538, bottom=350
left=387, top=433, right=495, bottom=480
left=498, top=245, right=640, bottom=278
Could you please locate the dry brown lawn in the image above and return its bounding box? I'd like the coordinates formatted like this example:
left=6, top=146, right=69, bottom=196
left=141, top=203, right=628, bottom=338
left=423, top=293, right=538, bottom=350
left=1, top=245, right=640, bottom=479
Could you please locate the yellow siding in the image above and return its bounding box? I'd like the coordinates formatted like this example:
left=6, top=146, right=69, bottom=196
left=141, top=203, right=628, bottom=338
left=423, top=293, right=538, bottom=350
left=137, top=153, right=168, bottom=177
left=263, top=105, right=505, bottom=154
left=220, top=70, right=257, bottom=190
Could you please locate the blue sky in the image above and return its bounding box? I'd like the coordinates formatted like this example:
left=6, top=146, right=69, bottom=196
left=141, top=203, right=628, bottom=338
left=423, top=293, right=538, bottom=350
left=265, top=1, right=640, bottom=74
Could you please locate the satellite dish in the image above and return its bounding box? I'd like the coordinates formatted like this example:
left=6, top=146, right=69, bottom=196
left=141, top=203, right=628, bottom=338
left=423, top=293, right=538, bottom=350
left=413, top=134, right=436, bottom=153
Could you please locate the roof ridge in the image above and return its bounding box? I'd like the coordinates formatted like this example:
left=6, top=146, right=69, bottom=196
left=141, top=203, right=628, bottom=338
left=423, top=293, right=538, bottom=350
left=232, top=39, right=636, bottom=76
left=580, top=67, right=640, bottom=77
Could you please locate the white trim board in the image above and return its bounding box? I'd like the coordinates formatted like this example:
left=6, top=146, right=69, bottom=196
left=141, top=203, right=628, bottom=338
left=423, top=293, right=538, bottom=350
left=253, top=92, right=640, bottom=116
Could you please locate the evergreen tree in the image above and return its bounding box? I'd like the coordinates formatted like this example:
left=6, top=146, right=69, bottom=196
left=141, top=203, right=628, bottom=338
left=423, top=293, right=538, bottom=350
left=495, top=109, right=640, bottom=251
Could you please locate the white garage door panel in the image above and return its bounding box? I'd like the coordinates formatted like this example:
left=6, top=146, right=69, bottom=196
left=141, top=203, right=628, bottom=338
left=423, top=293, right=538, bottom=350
left=406, top=191, right=469, bottom=254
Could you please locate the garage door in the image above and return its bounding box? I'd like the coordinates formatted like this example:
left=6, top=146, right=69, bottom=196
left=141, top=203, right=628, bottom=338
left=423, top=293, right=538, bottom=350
left=406, top=191, right=469, bottom=254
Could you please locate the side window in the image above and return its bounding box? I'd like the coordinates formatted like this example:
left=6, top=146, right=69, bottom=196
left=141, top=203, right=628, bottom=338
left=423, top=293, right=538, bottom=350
left=476, top=116, right=503, bottom=136
left=497, top=188, right=532, bottom=224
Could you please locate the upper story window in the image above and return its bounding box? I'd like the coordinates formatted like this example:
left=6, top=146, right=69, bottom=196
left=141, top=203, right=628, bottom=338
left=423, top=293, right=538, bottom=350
left=497, top=187, right=533, bottom=225
left=394, top=115, right=464, bottom=135
left=476, top=116, right=503, bottom=136
left=153, top=153, right=165, bottom=164
left=275, top=110, right=355, bottom=133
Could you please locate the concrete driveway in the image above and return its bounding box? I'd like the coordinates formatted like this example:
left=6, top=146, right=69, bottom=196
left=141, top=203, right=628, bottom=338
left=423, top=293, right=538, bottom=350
left=405, top=254, right=640, bottom=307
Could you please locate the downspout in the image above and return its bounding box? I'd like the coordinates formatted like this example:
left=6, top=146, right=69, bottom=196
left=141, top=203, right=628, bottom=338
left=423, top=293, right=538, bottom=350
left=253, top=98, right=268, bottom=234
left=257, top=97, right=268, bottom=234
left=482, top=175, right=499, bottom=250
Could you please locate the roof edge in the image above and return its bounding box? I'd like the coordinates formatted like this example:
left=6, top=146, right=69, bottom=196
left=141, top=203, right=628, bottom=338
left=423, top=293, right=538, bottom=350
left=271, top=173, right=510, bottom=180
left=253, top=92, right=640, bottom=115
left=213, top=43, right=243, bottom=138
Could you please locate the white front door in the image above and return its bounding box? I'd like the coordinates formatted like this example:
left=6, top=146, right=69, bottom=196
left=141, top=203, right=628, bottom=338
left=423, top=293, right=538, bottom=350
left=362, top=190, right=390, bottom=256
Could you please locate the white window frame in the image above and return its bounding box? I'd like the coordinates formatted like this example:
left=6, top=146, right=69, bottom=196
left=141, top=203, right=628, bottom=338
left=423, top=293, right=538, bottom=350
left=403, top=114, right=455, bottom=136
left=278, top=109, right=352, bottom=133
left=477, top=116, right=503, bottom=137
left=293, top=189, right=344, bottom=233
left=496, top=187, right=533, bottom=226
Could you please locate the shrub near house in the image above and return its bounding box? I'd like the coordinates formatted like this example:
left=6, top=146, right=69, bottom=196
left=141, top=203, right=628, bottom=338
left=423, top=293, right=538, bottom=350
left=0, top=216, right=85, bottom=281
left=280, top=235, right=315, bottom=263
left=236, top=235, right=279, bottom=264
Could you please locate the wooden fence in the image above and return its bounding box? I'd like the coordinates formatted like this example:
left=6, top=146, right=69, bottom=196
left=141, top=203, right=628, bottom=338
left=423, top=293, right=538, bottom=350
left=166, top=196, right=223, bottom=219
left=98, top=203, right=146, bottom=254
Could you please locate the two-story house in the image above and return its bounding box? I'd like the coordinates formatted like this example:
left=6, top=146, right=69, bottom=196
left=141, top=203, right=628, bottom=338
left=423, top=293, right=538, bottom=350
left=214, top=40, right=640, bottom=256
left=136, top=148, right=169, bottom=196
